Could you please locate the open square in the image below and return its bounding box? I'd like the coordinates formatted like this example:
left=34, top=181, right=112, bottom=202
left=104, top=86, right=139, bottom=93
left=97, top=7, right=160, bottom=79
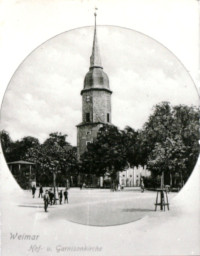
left=17, top=188, right=176, bottom=226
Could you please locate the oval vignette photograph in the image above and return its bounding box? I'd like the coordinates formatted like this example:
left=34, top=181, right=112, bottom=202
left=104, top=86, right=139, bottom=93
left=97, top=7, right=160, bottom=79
left=0, top=14, right=199, bottom=228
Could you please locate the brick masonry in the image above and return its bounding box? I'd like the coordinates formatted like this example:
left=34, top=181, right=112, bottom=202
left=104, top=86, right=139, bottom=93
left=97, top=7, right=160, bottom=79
left=77, top=88, right=112, bottom=159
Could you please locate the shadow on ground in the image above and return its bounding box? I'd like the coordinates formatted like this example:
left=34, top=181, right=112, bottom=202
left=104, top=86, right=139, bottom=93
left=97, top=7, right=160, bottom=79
left=122, top=208, right=154, bottom=212
left=18, top=205, right=56, bottom=208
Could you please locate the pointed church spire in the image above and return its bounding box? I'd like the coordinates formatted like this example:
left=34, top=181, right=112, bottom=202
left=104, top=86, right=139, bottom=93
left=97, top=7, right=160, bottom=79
left=90, top=9, right=102, bottom=68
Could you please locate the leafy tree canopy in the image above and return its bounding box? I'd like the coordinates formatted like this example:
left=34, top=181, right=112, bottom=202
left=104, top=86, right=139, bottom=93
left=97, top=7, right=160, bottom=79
left=0, top=130, right=40, bottom=162
left=25, top=132, right=78, bottom=182
left=80, top=124, right=139, bottom=179
left=143, top=102, right=199, bottom=184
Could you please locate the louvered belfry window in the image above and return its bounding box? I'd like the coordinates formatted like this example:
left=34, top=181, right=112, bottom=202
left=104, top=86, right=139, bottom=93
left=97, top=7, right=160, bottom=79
left=86, top=113, right=90, bottom=122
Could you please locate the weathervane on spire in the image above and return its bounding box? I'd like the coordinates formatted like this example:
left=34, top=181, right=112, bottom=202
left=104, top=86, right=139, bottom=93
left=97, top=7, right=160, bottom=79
left=94, top=7, right=98, bottom=16
left=94, top=7, right=98, bottom=26
left=90, top=6, right=102, bottom=68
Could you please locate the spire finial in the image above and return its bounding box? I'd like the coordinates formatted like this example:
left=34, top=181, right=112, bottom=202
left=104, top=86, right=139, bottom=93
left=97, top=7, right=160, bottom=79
left=94, top=8, right=97, bottom=29
left=90, top=7, right=102, bottom=68
left=94, top=7, right=98, bottom=16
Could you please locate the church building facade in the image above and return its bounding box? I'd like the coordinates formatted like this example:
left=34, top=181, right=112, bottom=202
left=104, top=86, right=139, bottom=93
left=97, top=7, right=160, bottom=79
left=76, top=13, right=151, bottom=187
left=77, top=13, right=112, bottom=160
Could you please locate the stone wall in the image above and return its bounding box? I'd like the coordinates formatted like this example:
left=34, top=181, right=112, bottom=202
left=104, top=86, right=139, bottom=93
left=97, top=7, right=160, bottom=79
left=77, top=123, right=103, bottom=159
left=92, top=90, right=111, bottom=123
left=81, top=90, right=111, bottom=124
left=77, top=88, right=112, bottom=159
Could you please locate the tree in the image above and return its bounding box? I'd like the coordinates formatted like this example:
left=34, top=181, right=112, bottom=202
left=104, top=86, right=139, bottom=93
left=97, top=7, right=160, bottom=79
left=80, top=125, right=130, bottom=185
left=0, top=130, right=13, bottom=161
left=143, top=102, right=199, bottom=187
left=147, top=136, right=186, bottom=187
left=0, top=130, right=40, bottom=162
left=140, top=102, right=173, bottom=162
left=121, top=126, right=140, bottom=168
left=26, top=132, right=78, bottom=195
left=172, top=105, right=199, bottom=183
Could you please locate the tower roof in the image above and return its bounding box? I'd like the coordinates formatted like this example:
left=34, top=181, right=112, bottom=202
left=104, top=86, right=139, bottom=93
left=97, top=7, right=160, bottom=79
left=83, top=68, right=110, bottom=90
left=83, top=11, right=111, bottom=92
left=90, top=11, right=102, bottom=68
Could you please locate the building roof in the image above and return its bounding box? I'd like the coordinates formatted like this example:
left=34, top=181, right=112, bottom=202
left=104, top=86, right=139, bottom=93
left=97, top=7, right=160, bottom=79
left=83, top=68, right=110, bottom=90
left=83, top=12, right=110, bottom=91
left=7, top=160, right=35, bottom=165
left=76, top=121, right=105, bottom=128
left=90, top=12, right=102, bottom=69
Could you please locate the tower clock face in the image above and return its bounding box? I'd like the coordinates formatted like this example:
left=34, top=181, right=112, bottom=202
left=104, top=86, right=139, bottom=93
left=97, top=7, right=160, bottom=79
left=86, top=96, right=90, bottom=102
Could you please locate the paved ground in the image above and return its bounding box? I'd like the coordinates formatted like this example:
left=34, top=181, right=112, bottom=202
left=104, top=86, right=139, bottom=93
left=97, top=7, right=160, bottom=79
left=1, top=171, right=199, bottom=256
left=17, top=188, right=176, bottom=226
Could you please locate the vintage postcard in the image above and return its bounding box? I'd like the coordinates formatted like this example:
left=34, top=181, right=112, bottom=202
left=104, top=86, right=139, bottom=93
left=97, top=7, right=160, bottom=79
left=0, top=0, right=199, bottom=255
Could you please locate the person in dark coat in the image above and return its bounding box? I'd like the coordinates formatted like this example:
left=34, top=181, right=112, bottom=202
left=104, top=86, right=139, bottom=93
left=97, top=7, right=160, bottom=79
left=59, top=190, right=63, bottom=205
left=48, top=189, right=54, bottom=205
left=31, top=186, right=36, bottom=198
left=43, top=190, right=49, bottom=212
left=64, top=189, right=68, bottom=204
left=140, top=177, right=145, bottom=193
left=38, top=185, right=43, bottom=198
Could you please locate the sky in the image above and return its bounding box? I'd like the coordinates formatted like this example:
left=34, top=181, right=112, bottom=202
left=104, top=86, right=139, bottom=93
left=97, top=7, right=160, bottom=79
left=0, top=25, right=199, bottom=146
left=0, top=0, right=199, bottom=147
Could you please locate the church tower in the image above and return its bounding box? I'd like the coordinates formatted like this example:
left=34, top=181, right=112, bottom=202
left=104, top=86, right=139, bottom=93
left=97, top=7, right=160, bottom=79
left=77, top=12, right=112, bottom=159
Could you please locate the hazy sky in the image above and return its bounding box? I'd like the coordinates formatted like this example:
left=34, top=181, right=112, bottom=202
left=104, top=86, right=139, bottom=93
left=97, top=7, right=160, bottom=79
left=0, top=25, right=199, bottom=146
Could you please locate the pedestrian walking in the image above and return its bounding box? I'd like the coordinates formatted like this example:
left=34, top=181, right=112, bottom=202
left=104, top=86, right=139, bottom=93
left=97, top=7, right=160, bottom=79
left=49, top=189, right=54, bottom=205
left=43, top=190, right=49, bottom=212
left=31, top=186, right=36, bottom=198
left=38, top=185, right=43, bottom=198
left=117, top=184, right=121, bottom=191
left=59, top=190, right=63, bottom=205
left=140, top=177, right=144, bottom=193
left=64, top=189, right=68, bottom=204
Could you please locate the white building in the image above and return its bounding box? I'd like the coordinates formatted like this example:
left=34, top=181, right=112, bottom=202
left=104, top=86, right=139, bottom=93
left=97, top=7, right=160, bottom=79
left=119, top=166, right=151, bottom=187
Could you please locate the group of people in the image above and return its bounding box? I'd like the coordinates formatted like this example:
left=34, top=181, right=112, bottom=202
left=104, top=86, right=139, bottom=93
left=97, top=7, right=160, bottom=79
left=31, top=185, right=69, bottom=212
left=31, top=185, right=44, bottom=198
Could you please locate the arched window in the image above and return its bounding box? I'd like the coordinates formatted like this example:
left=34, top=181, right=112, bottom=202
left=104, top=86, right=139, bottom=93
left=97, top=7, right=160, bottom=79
left=107, top=113, right=110, bottom=122
left=86, top=113, right=90, bottom=122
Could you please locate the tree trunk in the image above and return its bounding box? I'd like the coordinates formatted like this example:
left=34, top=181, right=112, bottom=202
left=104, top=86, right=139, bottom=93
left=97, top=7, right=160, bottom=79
left=160, top=171, right=164, bottom=189
left=53, top=172, right=57, bottom=204
left=180, top=171, right=183, bottom=188
left=170, top=172, right=173, bottom=187
left=100, top=176, right=104, bottom=188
